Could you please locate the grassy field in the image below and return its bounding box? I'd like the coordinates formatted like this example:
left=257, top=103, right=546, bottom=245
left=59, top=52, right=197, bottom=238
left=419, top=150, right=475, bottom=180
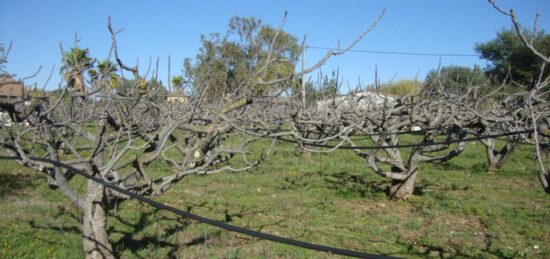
left=0, top=139, right=548, bottom=258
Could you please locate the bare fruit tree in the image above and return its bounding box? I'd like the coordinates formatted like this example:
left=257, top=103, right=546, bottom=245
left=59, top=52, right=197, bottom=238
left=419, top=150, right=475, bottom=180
left=276, top=89, right=472, bottom=200
left=488, top=0, right=550, bottom=192
left=265, top=1, right=550, bottom=199
left=0, top=11, right=385, bottom=258
left=433, top=76, right=527, bottom=173
left=0, top=55, right=272, bottom=258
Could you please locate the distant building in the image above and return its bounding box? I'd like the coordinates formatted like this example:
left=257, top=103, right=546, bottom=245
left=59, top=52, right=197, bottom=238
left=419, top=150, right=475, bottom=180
left=0, top=75, right=25, bottom=126
left=0, top=75, right=24, bottom=98
left=166, top=95, right=188, bottom=103
left=167, top=87, right=188, bottom=103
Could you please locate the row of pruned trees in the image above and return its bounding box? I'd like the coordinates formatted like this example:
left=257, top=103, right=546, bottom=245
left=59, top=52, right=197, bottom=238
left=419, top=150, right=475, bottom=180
left=275, top=0, right=549, bottom=197
left=271, top=0, right=550, bottom=199
left=0, top=11, right=385, bottom=259
left=0, top=2, right=548, bottom=258
left=1, top=50, right=274, bottom=259
left=276, top=74, right=545, bottom=199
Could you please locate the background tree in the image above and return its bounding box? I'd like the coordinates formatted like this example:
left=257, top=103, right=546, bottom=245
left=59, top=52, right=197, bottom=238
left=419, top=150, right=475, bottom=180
left=0, top=8, right=386, bottom=257
left=485, top=0, right=550, bottom=192
left=316, top=70, right=340, bottom=99
left=475, top=28, right=550, bottom=87
left=187, top=16, right=300, bottom=101
left=61, top=47, right=95, bottom=92
left=88, top=59, right=119, bottom=94
left=0, top=43, right=9, bottom=75
left=171, top=75, right=186, bottom=96
left=292, top=69, right=340, bottom=108
left=424, top=65, right=488, bottom=95
left=377, top=79, right=422, bottom=97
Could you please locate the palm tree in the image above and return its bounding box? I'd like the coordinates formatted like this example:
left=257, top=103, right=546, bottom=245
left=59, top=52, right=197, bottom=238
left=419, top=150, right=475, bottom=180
left=61, top=47, right=94, bottom=92
left=171, top=75, right=185, bottom=95
left=93, top=59, right=119, bottom=94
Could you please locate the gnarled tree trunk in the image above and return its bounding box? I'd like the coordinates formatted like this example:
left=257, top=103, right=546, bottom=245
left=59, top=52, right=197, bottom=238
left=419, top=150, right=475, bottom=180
left=388, top=159, right=420, bottom=200
left=82, top=180, right=114, bottom=259
left=481, top=138, right=516, bottom=172
left=389, top=173, right=418, bottom=200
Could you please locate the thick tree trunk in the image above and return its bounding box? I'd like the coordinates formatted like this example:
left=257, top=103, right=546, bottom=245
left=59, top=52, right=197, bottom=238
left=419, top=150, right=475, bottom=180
left=389, top=170, right=418, bottom=199
left=82, top=180, right=114, bottom=259
left=539, top=173, right=550, bottom=194
left=486, top=149, right=504, bottom=172
left=483, top=139, right=498, bottom=172
left=390, top=151, right=420, bottom=200
left=387, top=150, right=423, bottom=200
left=483, top=139, right=516, bottom=172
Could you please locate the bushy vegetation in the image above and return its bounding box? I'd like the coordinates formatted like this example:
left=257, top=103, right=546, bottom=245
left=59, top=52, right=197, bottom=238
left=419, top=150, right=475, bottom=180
left=185, top=16, right=300, bottom=101
left=424, top=66, right=487, bottom=95
left=377, top=79, right=422, bottom=97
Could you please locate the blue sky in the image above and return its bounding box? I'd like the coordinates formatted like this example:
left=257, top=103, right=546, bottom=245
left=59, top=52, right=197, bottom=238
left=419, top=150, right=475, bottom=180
left=1, top=0, right=549, bottom=92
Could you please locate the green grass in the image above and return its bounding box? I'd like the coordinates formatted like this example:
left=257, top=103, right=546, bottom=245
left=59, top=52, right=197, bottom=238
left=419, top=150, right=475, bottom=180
left=0, top=140, right=548, bottom=258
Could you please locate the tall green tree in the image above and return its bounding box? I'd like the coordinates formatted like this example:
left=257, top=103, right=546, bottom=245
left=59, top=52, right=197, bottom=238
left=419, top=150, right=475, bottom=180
left=424, top=65, right=488, bottom=95
left=475, top=28, right=550, bottom=86
left=88, top=59, right=119, bottom=94
left=0, top=43, right=8, bottom=75
left=187, top=16, right=300, bottom=101
left=316, top=70, right=339, bottom=99
left=61, top=47, right=94, bottom=92
left=292, top=70, right=340, bottom=107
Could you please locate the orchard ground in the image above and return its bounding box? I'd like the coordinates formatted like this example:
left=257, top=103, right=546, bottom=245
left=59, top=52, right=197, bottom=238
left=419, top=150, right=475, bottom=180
left=0, top=138, right=548, bottom=258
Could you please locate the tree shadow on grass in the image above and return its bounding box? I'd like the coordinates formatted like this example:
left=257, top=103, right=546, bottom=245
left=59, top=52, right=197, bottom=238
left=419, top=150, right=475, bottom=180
left=108, top=208, right=180, bottom=258
left=24, top=203, right=192, bottom=258
left=431, top=161, right=469, bottom=171
left=28, top=200, right=295, bottom=258
left=413, top=179, right=470, bottom=196
left=395, top=235, right=520, bottom=259
left=323, top=171, right=387, bottom=198
left=279, top=171, right=317, bottom=190
left=471, top=162, right=490, bottom=174
left=111, top=203, right=298, bottom=258
left=319, top=169, right=472, bottom=199
left=0, top=171, right=41, bottom=198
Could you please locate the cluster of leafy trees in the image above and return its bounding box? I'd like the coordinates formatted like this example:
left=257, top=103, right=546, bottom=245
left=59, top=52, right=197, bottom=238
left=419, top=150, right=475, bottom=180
left=184, top=16, right=300, bottom=101
left=56, top=17, right=550, bottom=104
left=424, top=65, right=487, bottom=96
left=59, top=47, right=121, bottom=95
left=298, top=28, right=549, bottom=100
left=476, top=28, right=550, bottom=87
left=296, top=69, right=341, bottom=107
left=58, top=16, right=304, bottom=102
left=426, top=28, right=549, bottom=95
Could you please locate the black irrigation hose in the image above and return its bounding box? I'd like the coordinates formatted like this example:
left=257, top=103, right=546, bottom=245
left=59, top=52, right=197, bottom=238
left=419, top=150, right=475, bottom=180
left=275, top=129, right=533, bottom=150
left=245, top=126, right=437, bottom=137
left=0, top=155, right=398, bottom=259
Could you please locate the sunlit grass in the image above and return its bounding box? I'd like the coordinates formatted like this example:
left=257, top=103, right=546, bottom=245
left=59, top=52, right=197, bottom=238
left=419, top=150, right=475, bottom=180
left=0, top=139, right=548, bottom=258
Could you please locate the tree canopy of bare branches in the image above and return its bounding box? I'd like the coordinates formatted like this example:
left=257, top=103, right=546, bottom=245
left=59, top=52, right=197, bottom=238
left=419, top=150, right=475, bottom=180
left=0, top=10, right=386, bottom=258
